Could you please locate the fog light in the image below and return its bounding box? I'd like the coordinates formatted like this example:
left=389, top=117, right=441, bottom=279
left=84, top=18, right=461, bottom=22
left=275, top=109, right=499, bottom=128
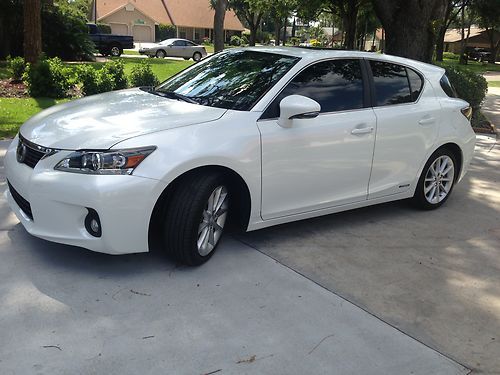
left=85, top=208, right=102, bottom=237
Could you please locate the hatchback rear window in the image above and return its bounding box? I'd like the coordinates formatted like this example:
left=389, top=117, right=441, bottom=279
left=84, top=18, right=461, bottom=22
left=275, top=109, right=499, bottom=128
left=440, top=74, right=457, bottom=98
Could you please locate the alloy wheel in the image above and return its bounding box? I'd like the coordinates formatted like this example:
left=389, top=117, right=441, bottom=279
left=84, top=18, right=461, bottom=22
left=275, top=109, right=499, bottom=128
left=424, top=155, right=455, bottom=204
left=110, top=46, right=120, bottom=56
left=197, top=186, right=228, bottom=256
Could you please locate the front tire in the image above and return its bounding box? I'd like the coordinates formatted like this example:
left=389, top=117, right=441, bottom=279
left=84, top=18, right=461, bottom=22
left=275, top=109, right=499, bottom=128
left=156, top=49, right=166, bottom=58
left=412, top=148, right=457, bottom=210
left=163, top=172, right=229, bottom=265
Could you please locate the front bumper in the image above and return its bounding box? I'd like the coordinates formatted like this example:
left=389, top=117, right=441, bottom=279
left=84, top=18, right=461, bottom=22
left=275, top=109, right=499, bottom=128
left=4, top=136, right=167, bottom=255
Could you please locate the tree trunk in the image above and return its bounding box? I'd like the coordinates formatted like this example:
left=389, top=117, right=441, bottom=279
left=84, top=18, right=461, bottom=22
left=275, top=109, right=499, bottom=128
left=342, top=0, right=359, bottom=49
left=213, top=0, right=228, bottom=53
left=282, top=17, right=287, bottom=44
left=372, top=0, right=446, bottom=63
left=274, top=20, right=281, bottom=46
left=485, top=27, right=499, bottom=63
left=24, top=0, right=42, bottom=63
left=435, top=26, right=446, bottom=61
left=249, top=25, right=257, bottom=46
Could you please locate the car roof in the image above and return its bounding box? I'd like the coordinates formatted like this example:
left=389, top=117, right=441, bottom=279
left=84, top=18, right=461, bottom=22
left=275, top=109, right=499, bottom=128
left=161, top=38, right=192, bottom=43
left=236, top=46, right=444, bottom=78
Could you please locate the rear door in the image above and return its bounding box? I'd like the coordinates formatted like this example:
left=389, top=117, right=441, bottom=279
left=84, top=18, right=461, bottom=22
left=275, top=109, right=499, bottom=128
left=258, top=59, right=377, bottom=219
left=367, top=60, right=440, bottom=199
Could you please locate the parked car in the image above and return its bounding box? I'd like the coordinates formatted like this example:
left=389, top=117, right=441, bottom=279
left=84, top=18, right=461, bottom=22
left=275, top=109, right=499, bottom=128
left=87, top=23, right=134, bottom=57
left=139, top=38, right=207, bottom=61
left=5, top=47, right=475, bottom=266
left=466, top=47, right=491, bottom=62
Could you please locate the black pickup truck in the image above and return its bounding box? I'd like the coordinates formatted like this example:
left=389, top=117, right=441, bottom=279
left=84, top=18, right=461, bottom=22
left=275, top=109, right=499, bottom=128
left=87, top=23, right=134, bottom=57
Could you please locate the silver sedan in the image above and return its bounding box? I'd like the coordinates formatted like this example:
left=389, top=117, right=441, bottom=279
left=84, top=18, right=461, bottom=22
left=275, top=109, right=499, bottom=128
left=139, top=38, right=207, bottom=61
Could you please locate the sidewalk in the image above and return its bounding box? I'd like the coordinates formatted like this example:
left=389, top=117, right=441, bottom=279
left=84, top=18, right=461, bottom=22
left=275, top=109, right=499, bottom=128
left=482, top=86, right=500, bottom=128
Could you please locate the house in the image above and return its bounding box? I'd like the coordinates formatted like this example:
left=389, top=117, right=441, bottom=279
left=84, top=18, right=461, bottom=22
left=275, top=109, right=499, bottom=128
left=91, top=0, right=245, bottom=43
left=444, top=27, right=499, bottom=53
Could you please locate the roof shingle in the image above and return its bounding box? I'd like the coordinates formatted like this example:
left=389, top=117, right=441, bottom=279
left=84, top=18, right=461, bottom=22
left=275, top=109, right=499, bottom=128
left=96, top=0, right=245, bottom=31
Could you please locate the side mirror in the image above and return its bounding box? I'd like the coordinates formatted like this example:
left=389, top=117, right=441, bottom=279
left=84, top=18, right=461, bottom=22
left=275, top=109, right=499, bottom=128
left=278, top=95, right=321, bottom=128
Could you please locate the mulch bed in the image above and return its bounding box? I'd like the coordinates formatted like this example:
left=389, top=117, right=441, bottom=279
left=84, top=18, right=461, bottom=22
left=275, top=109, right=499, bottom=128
left=0, top=79, right=28, bottom=98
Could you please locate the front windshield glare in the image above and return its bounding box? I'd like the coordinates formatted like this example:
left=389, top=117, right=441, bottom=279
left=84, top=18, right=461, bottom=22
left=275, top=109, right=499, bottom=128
left=156, top=50, right=300, bottom=111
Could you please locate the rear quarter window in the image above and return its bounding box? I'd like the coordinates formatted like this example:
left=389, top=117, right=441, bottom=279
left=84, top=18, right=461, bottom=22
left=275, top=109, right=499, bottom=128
left=370, top=61, right=412, bottom=106
left=440, top=74, right=457, bottom=98
left=407, top=68, right=424, bottom=101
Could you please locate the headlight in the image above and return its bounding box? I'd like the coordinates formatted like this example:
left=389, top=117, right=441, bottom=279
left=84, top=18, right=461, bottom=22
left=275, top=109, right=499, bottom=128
left=54, top=146, right=156, bottom=175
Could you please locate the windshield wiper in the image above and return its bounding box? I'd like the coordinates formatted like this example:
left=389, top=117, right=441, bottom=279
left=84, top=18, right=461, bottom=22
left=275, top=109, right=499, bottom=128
left=146, top=87, right=199, bottom=105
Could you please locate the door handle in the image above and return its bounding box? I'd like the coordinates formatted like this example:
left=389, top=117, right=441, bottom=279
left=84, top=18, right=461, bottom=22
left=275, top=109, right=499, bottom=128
left=351, top=126, right=374, bottom=135
left=418, top=116, right=436, bottom=126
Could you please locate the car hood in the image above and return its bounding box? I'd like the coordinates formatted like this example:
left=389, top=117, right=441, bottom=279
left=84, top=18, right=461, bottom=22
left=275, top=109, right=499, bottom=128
left=20, top=88, right=227, bottom=150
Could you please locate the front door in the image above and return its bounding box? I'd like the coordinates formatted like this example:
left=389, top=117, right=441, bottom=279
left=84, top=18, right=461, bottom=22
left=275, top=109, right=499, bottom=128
left=258, top=59, right=377, bottom=220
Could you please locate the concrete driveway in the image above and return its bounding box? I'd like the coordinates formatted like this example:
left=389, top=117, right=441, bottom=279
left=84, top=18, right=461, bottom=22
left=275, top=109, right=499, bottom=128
left=239, top=135, right=500, bottom=374
left=0, top=133, right=497, bottom=374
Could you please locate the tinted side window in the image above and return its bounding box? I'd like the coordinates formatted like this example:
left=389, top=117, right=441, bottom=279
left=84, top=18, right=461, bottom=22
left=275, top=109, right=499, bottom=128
left=262, top=59, right=364, bottom=119
left=407, top=68, right=423, bottom=101
left=370, top=61, right=411, bottom=106
left=173, top=40, right=185, bottom=46
left=440, top=74, right=457, bottom=98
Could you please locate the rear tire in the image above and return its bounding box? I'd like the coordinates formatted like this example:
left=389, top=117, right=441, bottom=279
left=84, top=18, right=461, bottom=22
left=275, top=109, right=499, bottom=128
left=193, top=52, right=202, bottom=62
left=412, top=148, right=457, bottom=210
left=110, top=45, right=122, bottom=57
left=162, top=172, right=229, bottom=266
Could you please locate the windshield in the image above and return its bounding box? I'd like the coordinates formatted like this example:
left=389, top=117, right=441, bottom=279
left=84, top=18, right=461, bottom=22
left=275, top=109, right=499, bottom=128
left=155, top=50, right=300, bottom=111
left=160, top=39, right=173, bottom=45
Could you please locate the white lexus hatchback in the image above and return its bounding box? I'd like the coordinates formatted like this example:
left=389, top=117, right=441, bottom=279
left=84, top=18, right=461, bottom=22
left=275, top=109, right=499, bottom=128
left=5, top=47, right=475, bottom=265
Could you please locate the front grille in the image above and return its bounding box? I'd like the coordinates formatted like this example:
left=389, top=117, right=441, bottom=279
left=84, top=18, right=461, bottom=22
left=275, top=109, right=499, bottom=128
left=17, top=135, right=56, bottom=169
left=7, top=180, right=33, bottom=220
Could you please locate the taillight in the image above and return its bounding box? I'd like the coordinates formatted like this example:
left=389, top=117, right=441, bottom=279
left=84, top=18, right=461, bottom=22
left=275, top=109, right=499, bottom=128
left=461, top=106, right=472, bottom=121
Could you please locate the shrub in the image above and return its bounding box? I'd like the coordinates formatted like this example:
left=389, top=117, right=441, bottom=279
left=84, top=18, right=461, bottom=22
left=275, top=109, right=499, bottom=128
left=97, top=23, right=112, bottom=34
left=310, top=39, right=322, bottom=47
left=42, top=4, right=95, bottom=61
left=443, top=52, right=460, bottom=60
left=129, top=61, right=159, bottom=87
left=77, top=64, right=115, bottom=96
left=230, top=35, right=243, bottom=46
left=445, top=66, right=488, bottom=111
left=7, top=56, right=26, bottom=81
left=23, top=55, right=71, bottom=98
left=156, top=24, right=176, bottom=42
left=240, top=34, right=248, bottom=45
left=202, top=37, right=211, bottom=45
left=102, top=60, right=128, bottom=90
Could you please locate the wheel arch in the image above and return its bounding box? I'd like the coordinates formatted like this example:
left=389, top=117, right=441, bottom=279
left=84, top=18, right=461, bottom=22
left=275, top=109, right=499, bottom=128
left=435, top=142, right=463, bottom=182
left=148, top=165, right=252, bottom=251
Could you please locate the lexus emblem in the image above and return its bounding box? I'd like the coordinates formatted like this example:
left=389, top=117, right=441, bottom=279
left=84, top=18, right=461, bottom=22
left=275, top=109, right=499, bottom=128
left=16, top=142, right=27, bottom=163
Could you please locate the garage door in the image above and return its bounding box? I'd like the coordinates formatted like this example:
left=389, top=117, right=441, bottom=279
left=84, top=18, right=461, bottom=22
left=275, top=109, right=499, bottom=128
left=133, top=25, right=152, bottom=42
left=109, top=23, right=128, bottom=36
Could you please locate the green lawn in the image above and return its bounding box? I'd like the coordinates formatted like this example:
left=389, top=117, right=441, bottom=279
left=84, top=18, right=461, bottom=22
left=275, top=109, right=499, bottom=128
left=0, top=97, right=69, bottom=138
left=436, top=58, right=500, bottom=74
left=66, top=57, right=192, bottom=82
left=0, top=57, right=191, bottom=138
left=123, top=49, right=140, bottom=55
